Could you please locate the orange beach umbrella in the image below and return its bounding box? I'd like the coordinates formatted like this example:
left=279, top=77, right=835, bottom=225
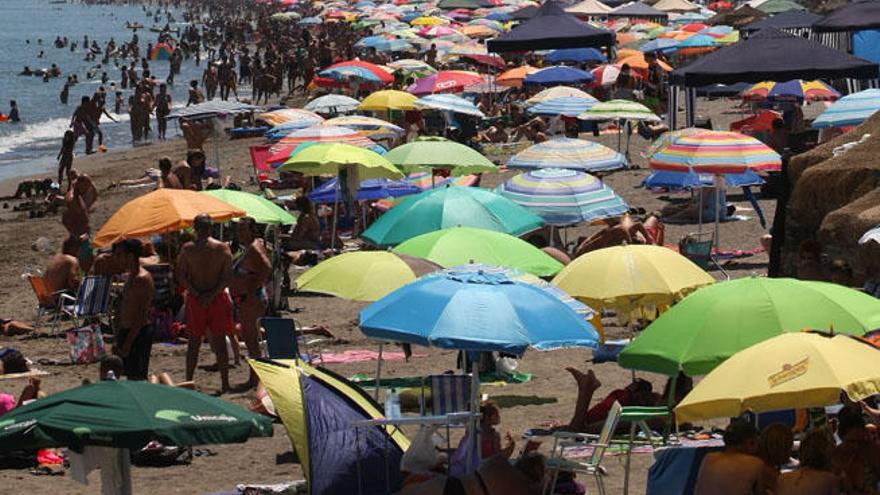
left=93, top=189, right=245, bottom=248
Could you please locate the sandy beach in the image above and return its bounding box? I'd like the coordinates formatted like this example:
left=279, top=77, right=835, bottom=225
left=0, top=96, right=785, bottom=494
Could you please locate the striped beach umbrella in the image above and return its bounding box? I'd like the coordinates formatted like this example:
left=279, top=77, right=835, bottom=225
left=496, top=168, right=630, bottom=225
left=319, top=60, right=395, bottom=85
left=528, top=96, right=597, bottom=117
left=267, top=125, right=375, bottom=164
left=742, top=80, right=840, bottom=103
left=812, top=88, right=880, bottom=129
left=577, top=99, right=661, bottom=122
left=414, top=94, right=485, bottom=117
left=507, top=138, right=628, bottom=172
left=525, top=86, right=593, bottom=104
left=647, top=130, right=782, bottom=174
left=387, top=58, right=438, bottom=78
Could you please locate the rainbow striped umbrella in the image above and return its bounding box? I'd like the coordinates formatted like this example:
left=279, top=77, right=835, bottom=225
left=319, top=60, right=394, bottom=85
left=496, top=168, right=629, bottom=225
left=742, top=80, right=840, bottom=102
left=507, top=138, right=628, bottom=172
left=647, top=130, right=781, bottom=174
left=267, top=125, right=375, bottom=164
left=812, top=88, right=880, bottom=129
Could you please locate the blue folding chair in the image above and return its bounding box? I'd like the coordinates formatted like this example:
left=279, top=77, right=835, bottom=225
left=59, top=275, right=112, bottom=330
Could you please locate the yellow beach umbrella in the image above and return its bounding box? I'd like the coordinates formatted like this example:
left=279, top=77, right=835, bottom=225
left=552, top=244, right=714, bottom=322
left=94, top=189, right=245, bottom=248
left=277, top=142, right=403, bottom=180
left=357, top=90, right=418, bottom=111
left=675, top=332, right=880, bottom=423
left=410, top=15, right=447, bottom=26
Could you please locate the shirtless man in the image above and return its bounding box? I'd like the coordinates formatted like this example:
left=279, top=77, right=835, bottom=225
left=694, top=420, right=766, bottom=495
left=157, top=157, right=182, bottom=189
left=62, top=175, right=93, bottom=272
left=44, top=236, right=81, bottom=295
left=171, top=160, right=192, bottom=190
left=177, top=214, right=234, bottom=393
left=113, top=239, right=154, bottom=380
left=180, top=118, right=211, bottom=153
left=230, top=217, right=271, bottom=388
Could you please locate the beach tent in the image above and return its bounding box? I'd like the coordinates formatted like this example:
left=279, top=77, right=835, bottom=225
left=813, top=0, right=880, bottom=33
left=487, top=0, right=615, bottom=52
left=509, top=5, right=539, bottom=20
left=755, top=0, right=805, bottom=14
left=653, top=0, right=701, bottom=13
left=607, top=2, right=669, bottom=22
left=565, top=0, right=613, bottom=17
left=741, top=10, right=821, bottom=35
left=250, top=359, right=409, bottom=495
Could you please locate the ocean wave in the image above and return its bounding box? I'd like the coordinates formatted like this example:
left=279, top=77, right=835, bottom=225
left=0, top=110, right=134, bottom=156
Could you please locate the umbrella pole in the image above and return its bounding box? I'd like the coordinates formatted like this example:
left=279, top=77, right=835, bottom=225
left=374, top=343, right=384, bottom=401
left=697, top=187, right=704, bottom=236
left=469, top=358, right=481, bottom=474
left=331, top=181, right=339, bottom=251
left=714, top=175, right=724, bottom=250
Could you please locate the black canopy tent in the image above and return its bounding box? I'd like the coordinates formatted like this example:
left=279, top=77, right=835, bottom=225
left=509, top=5, right=539, bottom=20
left=607, top=2, right=669, bottom=22
left=667, top=28, right=879, bottom=128
left=487, top=0, right=616, bottom=52
left=812, top=0, right=880, bottom=55
left=741, top=10, right=821, bottom=37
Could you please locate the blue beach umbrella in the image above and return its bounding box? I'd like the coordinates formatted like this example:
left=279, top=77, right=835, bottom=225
left=528, top=96, right=597, bottom=117
left=414, top=93, right=485, bottom=117
left=812, top=88, right=880, bottom=128
left=640, top=38, right=679, bottom=53
left=523, top=66, right=594, bottom=86
left=308, top=177, right=422, bottom=204
left=640, top=169, right=765, bottom=190
left=359, top=267, right=600, bottom=354
left=545, top=48, right=607, bottom=64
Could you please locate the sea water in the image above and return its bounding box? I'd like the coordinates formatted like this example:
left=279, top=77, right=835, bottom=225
left=0, top=0, right=210, bottom=181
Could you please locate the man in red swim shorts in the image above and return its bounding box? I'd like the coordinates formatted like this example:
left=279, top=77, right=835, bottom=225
left=177, top=214, right=234, bottom=394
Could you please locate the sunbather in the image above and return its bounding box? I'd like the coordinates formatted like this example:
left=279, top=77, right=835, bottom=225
left=398, top=453, right=546, bottom=495
left=44, top=236, right=81, bottom=296
left=0, top=319, right=34, bottom=336
left=694, top=420, right=766, bottom=495
left=776, top=429, right=839, bottom=495
left=573, top=213, right=663, bottom=258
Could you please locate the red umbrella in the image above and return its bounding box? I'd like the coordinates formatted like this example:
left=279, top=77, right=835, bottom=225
left=681, top=23, right=708, bottom=32
left=708, top=1, right=732, bottom=9
left=405, top=70, right=483, bottom=95
left=461, top=54, right=507, bottom=70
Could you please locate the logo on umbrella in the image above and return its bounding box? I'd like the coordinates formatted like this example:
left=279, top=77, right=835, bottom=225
left=767, top=357, right=810, bottom=388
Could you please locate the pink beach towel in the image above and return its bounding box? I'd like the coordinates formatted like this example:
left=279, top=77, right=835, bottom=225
left=314, top=350, right=427, bottom=365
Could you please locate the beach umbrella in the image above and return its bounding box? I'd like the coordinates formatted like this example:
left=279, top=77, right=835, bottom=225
left=675, top=333, right=880, bottom=423
left=319, top=60, right=394, bottom=85
left=590, top=64, right=642, bottom=86
left=619, top=277, right=880, bottom=377
left=267, top=125, right=376, bottom=164
left=261, top=109, right=325, bottom=135
left=523, top=66, right=594, bottom=86
left=641, top=169, right=765, bottom=189
left=271, top=11, right=302, bottom=21
left=459, top=24, right=499, bottom=37
left=393, top=227, right=564, bottom=277
left=552, top=244, right=715, bottom=322
left=358, top=90, right=418, bottom=111
left=615, top=53, right=673, bottom=71
left=410, top=15, right=447, bottom=25
left=323, top=115, right=405, bottom=139
left=639, top=38, right=679, bottom=52
left=578, top=99, right=661, bottom=122
left=0, top=380, right=272, bottom=493
left=373, top=38, right=416, bottom=52
left=296, top=251, right=441, bottom=301
left=507, top=137, right=628, bottom=173
left=277, top=143, right=403, bottom=180
left=496, top=66, right=539, bottom=88
left=525, top=85, right=593, bottom=104
left=384, top=136, right=497, bottom=175
left=387, top=58, right=437, bottom=77
left=307, top=176, right=422, bottom=204
left=496, top=168, right=629, bottom=225
left=149, top=42, right=174, bottom=61
left=414, top=93, right=485, bottom=117
left=674, top=34, right=718, bottom=55
left=360, top=265, right=598, bottom=354
left=448, top=41, right=487, bottom=56
left=741, top=80, right=840, bottom=102
left=361, top=185, right=544, bottom=247
left=615, top=48, right=643, bottom=61
left=250, top=359, right=410, bottom=495
left=647, top=129, right=781, bottom=174
left=527, top=96, right=597, bottom=117
left=438, top=0, right=495, bottom=9
left=406, top=70, right=483, bottom=95
left=94, top=189, right=245, bottom=248
left=812, top=88, right=880, bottom=129
left=417, top=25, right=461, bottom=37
left=202, top=190, right=295, bottom=225
left=861, top=225, right=880, bottom=245
left=545, top=48, right=607, bottom=64
left=681, top=22, right=707, bottom=32
left=304, top=94, right=361, bottom=114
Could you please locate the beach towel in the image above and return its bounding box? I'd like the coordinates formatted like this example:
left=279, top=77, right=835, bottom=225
left=349, top=371, right=533, bottom=390
left=314, top=349, right=427, bottom=365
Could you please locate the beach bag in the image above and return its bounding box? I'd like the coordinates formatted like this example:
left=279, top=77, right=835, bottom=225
left=66, top=325, right=106, bottom=364
left=401, top=425, right=441, bottom=474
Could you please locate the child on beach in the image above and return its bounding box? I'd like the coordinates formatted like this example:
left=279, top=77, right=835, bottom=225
left=480, top=401, right=515, bottom=459
left=57, top=130, right=75, bottom=189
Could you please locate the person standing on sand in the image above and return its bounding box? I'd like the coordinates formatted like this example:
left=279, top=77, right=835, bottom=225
left=154, top=83, right=171, bottom=140
left=177, top=214, right=234, bottom=394
left=230, top=217, right=272, bottom=388
left=62, top=177, right=92, bottom=273
left=113, top=239, right=154, bottom=381
left=57, top=130, right=75, bottom=189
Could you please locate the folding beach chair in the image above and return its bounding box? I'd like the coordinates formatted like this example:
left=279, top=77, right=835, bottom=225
left=59, top=275, right=112, bottom=330
left=679, top=232, right=729, bottom=278
left=544, top=401, right=622, bottom=495
left=619, top=405, right=669, bottom=495
left=260, top=317, right=299, bottom=359
left=424, top=374, right=473, bottom=416
left=26, top=274, right=69, bottom=330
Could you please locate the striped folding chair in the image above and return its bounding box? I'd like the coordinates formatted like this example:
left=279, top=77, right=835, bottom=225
left=426, top=374, right=473, bottom=416
left=60, top=276, right=112, bottom=329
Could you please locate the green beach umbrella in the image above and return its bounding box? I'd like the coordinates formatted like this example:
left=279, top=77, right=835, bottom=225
left=577, top=99, right=661, bottom=122
left=361, top=185, right=544, bottom=247
left=619, top=277, right=880, bottom=377
left=0, top=380, right=273, bottom=451
left=393, top=227, right=564, bottom=277
left=203, top=189, right=296, bottom=225
left=384, top=136, right=498, bottom=176
left=277, top=142, right=403, bottom=180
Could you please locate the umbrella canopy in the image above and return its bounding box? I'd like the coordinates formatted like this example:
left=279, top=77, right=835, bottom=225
left=640, top=38, right=680, bottom=53
left=528, top=96, right=598, bottom=117
left=552, top=244, right=715, bottom=320
left=384, top=137, right=497, bottom=175
left=507, top=137, right=628, bottom=172
left=94, top=189, right=245, bottom=248
left=0, top=380, right=272, bottom=451
left=387, top=58, right=438, bottom=78
left=358, top=90, right=418, bottom=111
left=545, top=47, right=608, bottom=64
left=307, top=176, right=422, bottom=204
left=496, top=168, right=629, bottom=225
left=497, top=66, right=539, bottom=88
left=675, top=333, right=880, bottom=423
left=647, top=129, right=781, bottom=174
left=359, top=266, right=598, bottom=354
left=641, top=169, right=765, bottom=189
left=202, top=190, right=296, bottom=225
left=525, top=85, right=594, bottom=104
left=619, top=277, right=880, bottom=377
left=406, top=70, right=483, bottom=95
left=741, top=79, right=840, bottom=102
left=304, top=94, right=361, bottom=113
left=361, top=185, right=544, bottom=247
left=261, top=109, right=325, bottom=135
left=523, top=66, right=595, bottom=86
left=150, top=42, right=174, bottom=61
left=268, top=125, right=376, bottom=164
left=393, top=227, right=564, bottom=277
left=277, top=143, right=403, bottom=180
left=319, top=60, right=395, bottom=85
left=413, top=93, right=485, bottom=117
left=296, top=251, right=441, bottom=301
left=578, top=99, right=661, bottom=121
left=488, top=0, right=615, bottom=52
left=323, top=116, right=405, bottom=138
left=812, top=88, right=880, bottom=129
